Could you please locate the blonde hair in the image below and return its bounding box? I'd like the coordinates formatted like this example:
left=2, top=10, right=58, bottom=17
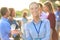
left=38, top=2, right=43, bottom=8
left=44, top=1, right=54, bottom=13
left=29, top=2, right=39, bottom=8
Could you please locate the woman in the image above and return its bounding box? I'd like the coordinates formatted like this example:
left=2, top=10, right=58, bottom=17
left=38, top=3, right=47, bottom=19
left=22, top=12, right=28, bottom=24
left=22, top=2, right=50, bottom=40
left=44, top=1, right=58, bottom=40
left=8, top=8, right=20, bottom=40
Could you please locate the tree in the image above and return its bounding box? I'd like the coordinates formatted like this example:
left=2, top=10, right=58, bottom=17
left=16, top=9, right=30, bottom=17
left=40, top=0, right=47, bottom=3
left=0, top=13, right=1, bottom=18
left=16, top=11, right=22, bottom=17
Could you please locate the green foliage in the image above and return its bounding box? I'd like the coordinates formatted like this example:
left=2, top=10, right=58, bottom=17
left=49, top=0, right=56, bottom=2
left=41, top=0, right=57, bottom=3
left=16, top=9, right=30, bottom=17
left=16, top=11, right=22, bottom=17
left=42, top=0, right=46, bottom=3
left=0, top=13, right=1, bottom=18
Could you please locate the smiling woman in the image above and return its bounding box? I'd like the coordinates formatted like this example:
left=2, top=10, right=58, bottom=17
left=0, top=0, right=39, bottom=11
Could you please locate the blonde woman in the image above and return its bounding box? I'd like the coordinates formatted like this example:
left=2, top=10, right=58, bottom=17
left=44, top=1, right=58, bottom=40
left=22, top=2, right=50, bottom=40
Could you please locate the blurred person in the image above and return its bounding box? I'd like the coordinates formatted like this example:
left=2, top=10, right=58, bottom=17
left=17, top=21, right=22, bottom=30
left=22, top=12, right=28, bottom=24
left=0, top=7, right=11, bottom=40
left=55, top=5, right=60, bottom=31
left=21, top=12, right=28, bottom=39
left=8, top=8, right=20, bottom=40
left=44, top=1, right=58, bottom=40
left=55, top=5, right=60, bottom=40
left=22, top=2, right=50, bottom=40
left=17, top=20, right=22, bottom=38
left=0, top=10, right=1, bottom=40
left=38, top=3, right=47, bottom=19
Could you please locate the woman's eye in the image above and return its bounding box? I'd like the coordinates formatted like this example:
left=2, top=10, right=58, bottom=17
left=31, top=8, right=33, bottom=10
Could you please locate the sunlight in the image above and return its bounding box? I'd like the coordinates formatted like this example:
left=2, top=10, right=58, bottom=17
left=0, top=0, right=39, bottom=11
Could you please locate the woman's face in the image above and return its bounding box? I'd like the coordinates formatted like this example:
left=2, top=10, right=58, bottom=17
left=43, top=5, right=49, bottom=12
left=24, top=12, right=27, bottom=16
left=12, top=10, right=16, bottom=17
left=29, top=3, right=39, bottom=17
left=38, top=6, right=42, bottom=13
left=57, top=7, right=60, bottom=11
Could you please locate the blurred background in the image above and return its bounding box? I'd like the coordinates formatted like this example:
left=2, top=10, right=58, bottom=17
left=0, top=0, right=60, bottom=18
left=0, top=0, right=60, bottom=40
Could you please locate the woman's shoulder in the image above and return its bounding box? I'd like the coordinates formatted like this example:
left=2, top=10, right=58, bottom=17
left=49, top=13, right=55, bottom=18
left=41, top=19, right=50, bottom=23
left=25, top=21, right=32, bottom=26
left=23, top=21, right=33, bottom=29
left=49, top=13, right=55, bottom=15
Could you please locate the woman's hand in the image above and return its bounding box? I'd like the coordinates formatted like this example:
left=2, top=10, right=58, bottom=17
left=11, top=29, right=19, bottom=35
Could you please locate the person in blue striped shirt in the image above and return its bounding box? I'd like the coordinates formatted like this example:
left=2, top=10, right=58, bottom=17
left=22, top=2, right=51, bottom=40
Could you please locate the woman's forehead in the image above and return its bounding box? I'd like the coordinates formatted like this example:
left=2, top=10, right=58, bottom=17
left=29, top=4, right=38, bottom=8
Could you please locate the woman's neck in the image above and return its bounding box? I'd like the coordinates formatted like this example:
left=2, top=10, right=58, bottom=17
left=9, top=16, right=13, bottom=21
left=33, top=16, right=40, bottom=23
left=3, top=16, right=8, bottom=19
left=45, top=11, right=49, bottom=15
